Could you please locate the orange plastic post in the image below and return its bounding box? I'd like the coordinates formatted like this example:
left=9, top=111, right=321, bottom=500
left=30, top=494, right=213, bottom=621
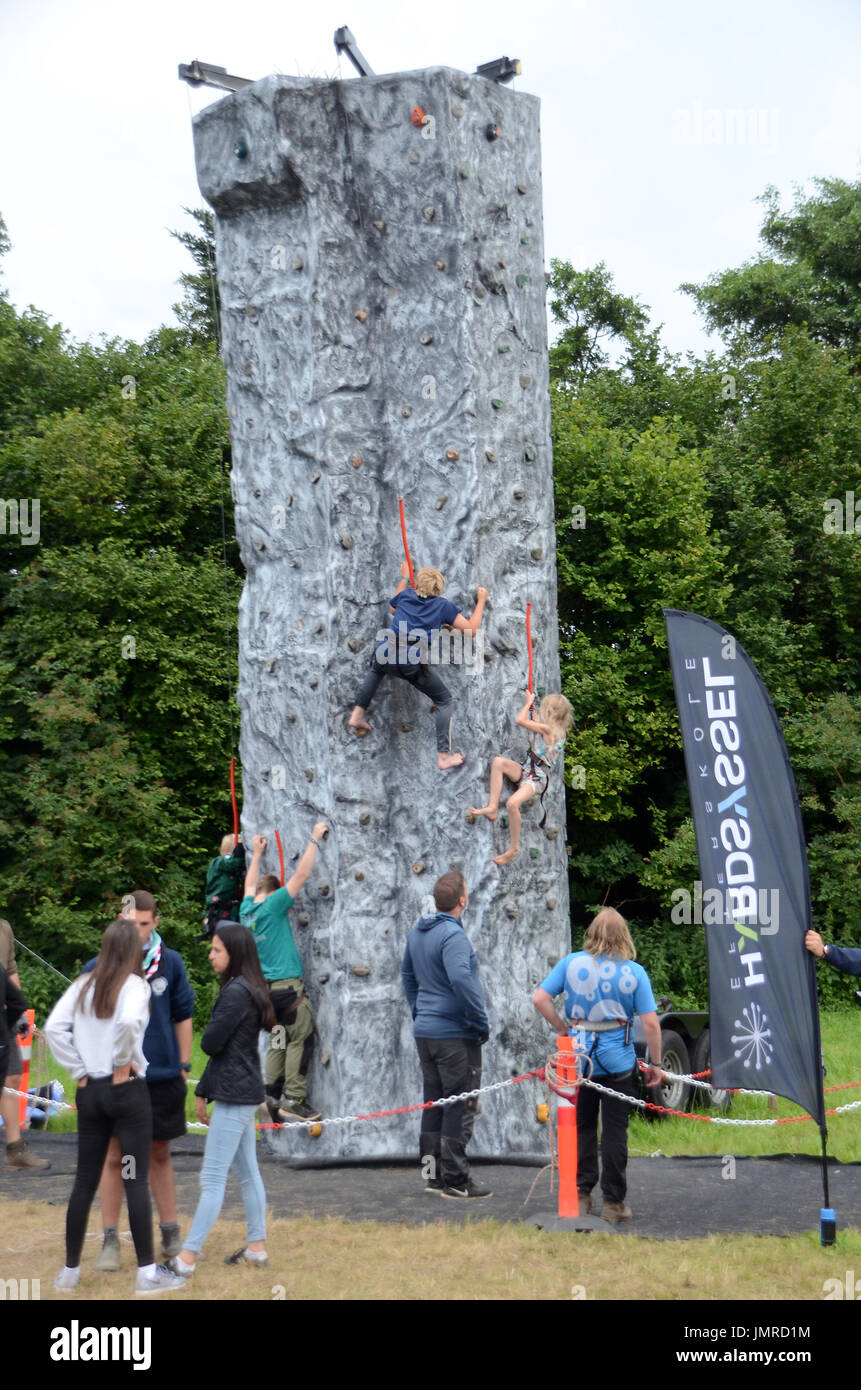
left=556, top=1034, right=580, bottom=1219
left=17, top=1010, right=35, bottom=1130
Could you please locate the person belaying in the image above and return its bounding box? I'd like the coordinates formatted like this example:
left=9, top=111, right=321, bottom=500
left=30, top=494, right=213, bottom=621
left=348, top=561, right=488, bottom=771
left=470, top=689, right=573, bottom=864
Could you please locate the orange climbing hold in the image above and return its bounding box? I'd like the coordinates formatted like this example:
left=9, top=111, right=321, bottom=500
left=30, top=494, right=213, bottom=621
left=411, top=106, right=426, bottom=127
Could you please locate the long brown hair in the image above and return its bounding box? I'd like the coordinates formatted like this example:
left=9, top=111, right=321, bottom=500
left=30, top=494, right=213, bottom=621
left=214, top=923, right=277, bottom=1031
left=583, top=907, right=636, bottom=961
left=76, top=918, right=145, bottom=1019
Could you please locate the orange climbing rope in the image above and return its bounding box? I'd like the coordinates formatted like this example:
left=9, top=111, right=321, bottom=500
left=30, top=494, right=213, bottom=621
left=229, top=756, right=239, bottom=841
left=274, top=828, right=285, bottom=887
left=398, top=497, right=415, bottom=587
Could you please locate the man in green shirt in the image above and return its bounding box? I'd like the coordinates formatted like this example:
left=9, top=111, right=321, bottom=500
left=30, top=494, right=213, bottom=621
left=239, top=825, right=328, bottom=1122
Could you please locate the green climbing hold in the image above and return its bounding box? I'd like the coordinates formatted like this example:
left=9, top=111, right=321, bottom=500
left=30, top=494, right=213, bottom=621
left=520, top=236, right=531, bottom=245
left=491, top=398, right=504, bottom=411
left=515, top=274, right=527, bottom=288
left=501, top=814, right=509, bottom=829
left=524, top=444, right=536, bottom=461
left=529, top=847, right=540, bottom=861
left=234, top=137, right=248, bottom=159
left=459, top=166, right=471, bottom=179
left=537, top=685, right=546, bottom=698
left=498, top=343, right=511, bottom=353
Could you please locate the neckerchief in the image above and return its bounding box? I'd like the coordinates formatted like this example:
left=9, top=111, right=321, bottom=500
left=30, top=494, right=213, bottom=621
left=142, top=930, right=163, bottom=980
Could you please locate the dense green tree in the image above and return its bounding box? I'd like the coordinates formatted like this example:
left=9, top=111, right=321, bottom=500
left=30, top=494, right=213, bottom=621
left=170, top=207, right=220, bottom=348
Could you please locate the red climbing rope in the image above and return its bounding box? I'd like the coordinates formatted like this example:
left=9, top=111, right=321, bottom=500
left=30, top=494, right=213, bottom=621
left=398, top=497, right=415, bottom=587
left=525, top=601, right=534, bottom=703
left=274, top=828, right=285, bottom=887
left=229, top=756, right=239, bottom=841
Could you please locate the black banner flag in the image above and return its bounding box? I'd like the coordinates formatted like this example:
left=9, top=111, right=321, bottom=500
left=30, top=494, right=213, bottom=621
left=664, top=609, right=825, bottom=1129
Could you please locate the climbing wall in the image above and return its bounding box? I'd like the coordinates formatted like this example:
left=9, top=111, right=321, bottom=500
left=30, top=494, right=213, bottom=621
left=193, top=66, right=569, bottom=1159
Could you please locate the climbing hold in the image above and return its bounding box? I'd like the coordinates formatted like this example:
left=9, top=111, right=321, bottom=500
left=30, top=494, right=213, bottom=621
left=409, top=150, right=420, bottom=165
left=265, top=659, right=278, bottom=674
left=286, top=711, right=296, bottom=723
left=435, top=495, right=447, bottom=510
left=289, top=409, right=299, bottom=421
left=242, top=362, right=253, bottom=375
left=304, top=769, right=314, bottom=784
left=520, top=374, right=532, bottom=388
left=485, top=449, right=498, bottom=463
left=307, top=1123, right=323, bottom=1138
left=536, top=1103, right=550, bottom=1124
left=400, top=721, right=415, bottom=732
left=298, top=914, right=309, bottom=926
left=402, top=406, right=413, bottom=418
left=234, top=137, right=248, bottom=159
left=498, top=259, right=507, bottom=269
left=474, top=285, right=486, bottom=300
left=352, top=965, right=371, bottom=977
left=355, top=870, right=365, bottom=881
left=464, top=813, right=476, bottom=825
left=498, top=343, right=511, bottom=354
left=411, top=106, right=426, bottom=126
left=311, top=471, right=321, bottom=483
left=319, top=884, right=330, bottom=896
left=529, top=847, right=540, bottom=861
left=435, top=259, right=446, bottom=270
left=516, top=274, right=527, bottom=288
left=412, top=862, right=425, bottom=874
left=513, top=488, right=525, bottom=500
left=545, top=826, right=559, bottom=841
left=354, top=308, right=368, bottom=322
left=491, top=398, right=504, bottom=410
left=419, top=331, right=434, bottom=345
left=459, top=167, right=470, bottom=179
left=537, top=685, right=546, bottom=698
left=501, top=814, right=509, bottom=829
left=292, top=256, right=304, bottom=271
left=506, top=905, right=518, bottom=919
left=516, top=182, right=527, bottom=194
left=546, top=898, right=558, bottom=911
left=520, top=235, right=531, bottom=245
left=315, top=621, right=324, bottom=634
left=351, top=454, right=363, bottom=468
left=486, top=124, right=501, bottom=141
left=372, top=219, right=386, bottom=233
left=452, top=103, right=464, bottom=117
left=318, top=973, right=330, bottom=985
left=320, top=1049, right=331, bottom=1065
left=245, top=304, right=259, bottom=319
left=445, top=448, right=459, bottom=461
left=293, top=313, right=303, bottom=326
left=340, top=534, right=353, bottom=549
left=423, top=205, right=436, bottom=221
left=347, top=636, right=360, bottom=652
left=524, top=444, right=536, bottom=461
left=309, top=676, right=318, bottom=689
left=359, top=810, right=372, bottom=825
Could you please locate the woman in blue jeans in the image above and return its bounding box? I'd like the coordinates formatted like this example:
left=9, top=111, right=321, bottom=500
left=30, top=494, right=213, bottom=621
left=174, top=923, right=275, bottom=1273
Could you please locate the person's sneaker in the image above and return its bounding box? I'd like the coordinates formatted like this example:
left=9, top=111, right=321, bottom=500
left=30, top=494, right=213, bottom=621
left=577, top=1190, right=592, bottom=1216
left=601, top=1200, right=633, bottom=1223
left=54, top=1267, right=80, bottom=1291
left=5, top=1139, right=51, bottom=1170
left=423, top=1178, right=445, bottom=1195
left=224, top=1247, right=269, bottom=1267
left=277, top=1099, right=322, bottom=1122
left=135, top=1263, right=187, bottom=1294
left=159, top=1222, right=182, bottom=1260
left=168, top=1255, right=196, bottom=1276
left=95, top=1228, right=122, bottom=1272
left=440, top=1179, right=492, bottom=1199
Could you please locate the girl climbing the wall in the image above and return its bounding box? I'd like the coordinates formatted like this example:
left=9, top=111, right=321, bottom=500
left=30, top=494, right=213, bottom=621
left=348, top=561, right=488, bottom=771
left=469, top=690, right=573, bottom=865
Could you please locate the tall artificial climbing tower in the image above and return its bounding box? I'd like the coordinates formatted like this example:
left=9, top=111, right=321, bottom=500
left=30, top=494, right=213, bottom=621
left=192, top=64, right=569, bottom=1158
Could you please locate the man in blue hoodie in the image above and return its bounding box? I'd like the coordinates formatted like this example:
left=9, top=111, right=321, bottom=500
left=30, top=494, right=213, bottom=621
left=401, top=871, right=491, bottom=1199
left=806, top=930, right=861, bottom=976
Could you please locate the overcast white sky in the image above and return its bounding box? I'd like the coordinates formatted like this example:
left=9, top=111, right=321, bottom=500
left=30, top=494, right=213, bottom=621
left=1, top=0, right=858, bottom=358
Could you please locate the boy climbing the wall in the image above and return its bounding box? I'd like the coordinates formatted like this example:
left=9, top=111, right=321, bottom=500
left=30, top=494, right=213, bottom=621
left=348, top=561, right=488, bottom=771
left=203, top=834, right=246, bottom=940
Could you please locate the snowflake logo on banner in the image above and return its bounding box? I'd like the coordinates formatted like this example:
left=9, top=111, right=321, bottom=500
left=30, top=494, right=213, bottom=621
left=731, top=1003, right=774, bottom=1070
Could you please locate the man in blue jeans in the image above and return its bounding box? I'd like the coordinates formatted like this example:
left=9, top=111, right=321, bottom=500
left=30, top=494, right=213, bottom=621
left=401, top=871, right=491, bottom=1199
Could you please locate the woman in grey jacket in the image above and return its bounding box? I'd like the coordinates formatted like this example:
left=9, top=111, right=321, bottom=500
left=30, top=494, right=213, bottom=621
left=173, top=923, right=275, bottom=1273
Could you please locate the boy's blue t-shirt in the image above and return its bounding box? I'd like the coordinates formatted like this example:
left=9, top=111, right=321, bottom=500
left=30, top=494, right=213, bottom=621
left=384, top=589, right=460, bottom=640
left=539, top=952, right=657, bottom=1076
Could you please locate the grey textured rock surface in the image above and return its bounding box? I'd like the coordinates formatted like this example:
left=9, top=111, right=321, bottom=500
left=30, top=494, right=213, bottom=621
left=193, top=67, right=569, bottom=1158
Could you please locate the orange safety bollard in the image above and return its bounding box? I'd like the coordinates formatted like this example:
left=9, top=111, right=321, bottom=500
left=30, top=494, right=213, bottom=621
left=556, top=1034, right=580, bottom=1219
left=17, top=1009, right=35, bottom=1131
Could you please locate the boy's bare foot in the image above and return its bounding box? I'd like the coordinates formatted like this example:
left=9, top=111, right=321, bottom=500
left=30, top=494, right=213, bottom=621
left=469, top=805, right=498, bottom=821
left=348, top=709, right=372, bottom=737
left=493, top=847, right=520, bottom=866
left=438, top=752, right=464, bottom=770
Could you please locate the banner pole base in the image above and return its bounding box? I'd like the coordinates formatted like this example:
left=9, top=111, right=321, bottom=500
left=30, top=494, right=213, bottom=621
left=819, top=1207, right=836, bottom=1246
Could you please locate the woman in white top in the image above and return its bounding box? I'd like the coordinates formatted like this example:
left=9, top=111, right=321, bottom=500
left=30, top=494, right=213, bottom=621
left=45, top=917, right=185, bottom=1296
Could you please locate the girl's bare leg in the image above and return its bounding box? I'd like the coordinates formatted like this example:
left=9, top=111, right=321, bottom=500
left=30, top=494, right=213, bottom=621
left=493, top=782, right=536, bottom=865
left=470, top=757, right=522, bottom=820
